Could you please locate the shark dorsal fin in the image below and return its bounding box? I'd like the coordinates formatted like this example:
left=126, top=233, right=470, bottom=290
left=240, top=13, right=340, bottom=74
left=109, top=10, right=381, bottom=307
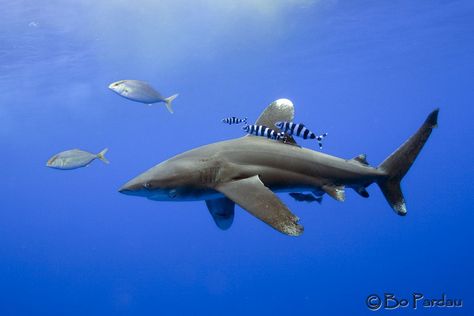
left=252, top=99, right=299, bottom=146
left=255, top=98, right=294, bottom=127
left=352, top=154, right=369, bottom=165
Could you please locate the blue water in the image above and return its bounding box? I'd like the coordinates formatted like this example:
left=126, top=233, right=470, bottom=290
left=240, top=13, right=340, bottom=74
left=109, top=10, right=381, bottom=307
left=1, top=1, right=473, bottom=315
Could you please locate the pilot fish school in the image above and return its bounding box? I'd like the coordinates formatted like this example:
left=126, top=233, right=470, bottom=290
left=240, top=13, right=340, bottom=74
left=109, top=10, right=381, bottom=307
left=46, top=80, right=439, bottom=236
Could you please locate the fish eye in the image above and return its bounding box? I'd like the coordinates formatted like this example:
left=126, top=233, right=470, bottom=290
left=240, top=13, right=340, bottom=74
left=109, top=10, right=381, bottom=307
left=143, top=183, right=151, bottom=189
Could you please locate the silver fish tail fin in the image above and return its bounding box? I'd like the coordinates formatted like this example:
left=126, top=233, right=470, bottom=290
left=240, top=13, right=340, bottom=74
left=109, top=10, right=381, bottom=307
left=377, top=109, right=439, bottom=215
left=164, top=93, right=178, bottom=114
left=97, top=148, right=110, bottom=164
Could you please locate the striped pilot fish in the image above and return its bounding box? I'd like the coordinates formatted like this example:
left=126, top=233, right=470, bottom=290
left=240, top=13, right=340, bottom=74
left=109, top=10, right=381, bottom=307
left=243, top=124, right=284, bottom=140
left=275, top=121, right=328, bottom=149
left=46, top=148, right=109, bottom=170
left=222, top=117, right=247, bottom=125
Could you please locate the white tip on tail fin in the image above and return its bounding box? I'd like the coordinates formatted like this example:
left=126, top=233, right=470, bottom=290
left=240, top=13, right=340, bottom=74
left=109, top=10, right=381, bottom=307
left=164, top=93, right=178, bottom=114
left=97, top=148, right=110, bottom=164
left=377, top=109, right=439, bottom=216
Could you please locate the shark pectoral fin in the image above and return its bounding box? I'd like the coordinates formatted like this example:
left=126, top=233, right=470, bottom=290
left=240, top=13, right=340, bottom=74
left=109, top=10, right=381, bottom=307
left=215, top=175, right=303, bottom=236
left=322, top=185, right=345, bottom=202
left=205, top=198, right=235, bottom=230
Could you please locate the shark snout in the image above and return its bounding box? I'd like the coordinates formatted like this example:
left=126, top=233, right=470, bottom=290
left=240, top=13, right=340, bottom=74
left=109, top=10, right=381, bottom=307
left=118, top=177, right=144, bottom=195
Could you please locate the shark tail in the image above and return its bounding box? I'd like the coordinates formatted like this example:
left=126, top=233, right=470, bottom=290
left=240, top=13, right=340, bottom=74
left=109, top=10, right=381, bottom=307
left=97, top=148, right=110, bottom=164
left=164, top=94, right=178, bottom=114
left=377, top=109, right=439, bottom=215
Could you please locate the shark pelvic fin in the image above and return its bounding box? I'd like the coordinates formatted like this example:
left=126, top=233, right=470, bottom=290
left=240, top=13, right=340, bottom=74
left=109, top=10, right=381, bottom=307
left=322, top=185, right=345, bottom=202
left=205, top=197, right=235, bottom=230
left=215, top=175, right=303, bottom=236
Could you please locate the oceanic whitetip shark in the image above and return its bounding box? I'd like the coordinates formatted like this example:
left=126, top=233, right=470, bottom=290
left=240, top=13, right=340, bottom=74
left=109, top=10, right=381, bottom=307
left=119, top=99, right=439, bottom=236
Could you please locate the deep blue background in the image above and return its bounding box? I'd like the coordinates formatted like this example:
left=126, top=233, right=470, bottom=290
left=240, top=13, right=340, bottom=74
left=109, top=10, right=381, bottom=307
left=0, top=1, right=473, bottom=315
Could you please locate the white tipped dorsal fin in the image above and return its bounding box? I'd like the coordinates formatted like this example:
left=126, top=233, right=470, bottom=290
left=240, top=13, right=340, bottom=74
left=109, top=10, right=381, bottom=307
left=250, top=98, right=299, bottom=146
left=322, top=185, right=345, bottom=202
left=255, top=99, right=294, bottom=130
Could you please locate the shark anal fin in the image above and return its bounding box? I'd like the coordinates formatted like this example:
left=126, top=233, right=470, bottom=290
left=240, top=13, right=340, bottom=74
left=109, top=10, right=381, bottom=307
left=215, top=175, right=303, bottom=236
left=205, top=197, right=235, bottom=230
left=322, top=185, right=345, bottom=202
left=352, top=154, right=369, bottom=165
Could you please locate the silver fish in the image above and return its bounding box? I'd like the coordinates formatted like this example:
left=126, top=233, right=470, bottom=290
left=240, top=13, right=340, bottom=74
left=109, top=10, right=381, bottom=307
left=108, top=80, right=178, bottom=114
left=46, top=148, right=109, bottom=170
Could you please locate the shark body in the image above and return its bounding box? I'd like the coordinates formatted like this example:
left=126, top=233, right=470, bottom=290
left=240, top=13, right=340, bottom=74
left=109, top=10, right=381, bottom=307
left=119, top=99, right=438, bottom=236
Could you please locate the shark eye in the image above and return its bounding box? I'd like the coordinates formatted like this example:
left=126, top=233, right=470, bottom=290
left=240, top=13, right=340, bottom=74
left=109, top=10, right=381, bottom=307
left=143, top=183, right=151, bottom=189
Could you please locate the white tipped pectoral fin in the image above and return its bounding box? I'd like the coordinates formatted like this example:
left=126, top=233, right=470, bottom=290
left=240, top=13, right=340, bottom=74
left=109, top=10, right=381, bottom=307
left=215, top=175, right=303, bottom=236
left=164, top=93, right=178, bottom=114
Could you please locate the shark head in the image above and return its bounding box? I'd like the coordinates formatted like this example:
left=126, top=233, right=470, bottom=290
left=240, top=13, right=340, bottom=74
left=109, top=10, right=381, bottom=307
left=118, top=158, right=205, bottom=201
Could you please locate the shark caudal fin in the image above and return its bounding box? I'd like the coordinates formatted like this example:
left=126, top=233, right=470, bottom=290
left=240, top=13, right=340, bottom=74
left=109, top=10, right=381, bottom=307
left=377, top=109, right=439, bottom=215
left=164, top=94, right=178, bottom=114
left=97, top=148, right=110, bottom=164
